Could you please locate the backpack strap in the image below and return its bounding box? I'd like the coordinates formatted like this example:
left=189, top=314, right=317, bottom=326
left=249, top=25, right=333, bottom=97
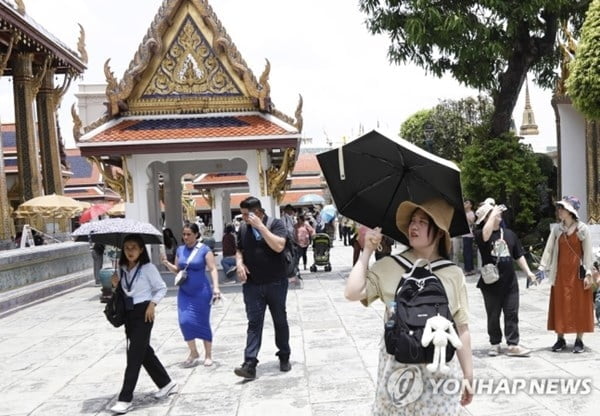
left=390, top=254, right=455, bottom=274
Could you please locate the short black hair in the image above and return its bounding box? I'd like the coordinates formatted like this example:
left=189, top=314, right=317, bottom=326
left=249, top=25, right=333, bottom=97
left=240, top=196, right=262, bottom=211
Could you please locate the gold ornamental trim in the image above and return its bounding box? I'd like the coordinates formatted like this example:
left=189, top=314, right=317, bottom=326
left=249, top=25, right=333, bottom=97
left=267, top=147, right=296, bottom=203
left=586, top=120, right=600, bottom=224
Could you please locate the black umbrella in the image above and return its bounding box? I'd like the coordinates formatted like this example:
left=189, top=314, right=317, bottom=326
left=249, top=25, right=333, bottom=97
left=72, top=218, right=163, bottom=246
left=316, top=130, right=469, bottom=245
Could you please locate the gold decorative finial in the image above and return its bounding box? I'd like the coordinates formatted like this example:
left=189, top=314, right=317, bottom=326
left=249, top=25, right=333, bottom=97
left=294, top=94, right=303, bottom=133
left=77, top=24, right=88, bottom=64
left=15, top=0, right=25, bottom=15
left=71, top=103, right=82, bottom=141
left=257, top=59, right=271, bottom=111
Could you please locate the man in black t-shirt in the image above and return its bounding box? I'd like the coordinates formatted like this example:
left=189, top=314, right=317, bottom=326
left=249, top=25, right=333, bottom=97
left=234, top=196, right=291, bottom=379
left=474, top=199, right=536, bottom=358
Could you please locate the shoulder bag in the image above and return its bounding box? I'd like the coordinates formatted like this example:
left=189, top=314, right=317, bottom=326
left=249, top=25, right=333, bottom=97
left=175, top=243, right=202, bottom=286
left=104, top=283, right=126, bottom=327
left=480, top=229, right=502, bottom=284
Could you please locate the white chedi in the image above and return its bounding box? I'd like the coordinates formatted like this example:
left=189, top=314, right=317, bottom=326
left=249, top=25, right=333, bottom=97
left=421, top=315, right=463, bottom=375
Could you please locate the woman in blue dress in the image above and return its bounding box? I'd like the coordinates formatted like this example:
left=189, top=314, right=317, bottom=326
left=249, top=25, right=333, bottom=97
left=162, top=223, right=220, bottom=367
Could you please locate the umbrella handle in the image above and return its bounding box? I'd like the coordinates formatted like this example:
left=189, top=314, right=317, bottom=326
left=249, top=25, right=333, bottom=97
left=338, top=147, right=346, bottom=180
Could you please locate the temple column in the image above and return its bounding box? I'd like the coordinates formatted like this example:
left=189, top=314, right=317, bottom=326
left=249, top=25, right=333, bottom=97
left=13, top=53, right=42, bottom=201
left=212, top=188, right=224, bottom=242
left=165, top=164, right=183, bottom=242
left=36, top=68, right=63, bottom=195
left=0, top=119, right=14, bottom=246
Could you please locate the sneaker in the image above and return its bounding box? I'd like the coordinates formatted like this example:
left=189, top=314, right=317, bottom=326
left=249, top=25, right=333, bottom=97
left=280, top=359, right=292, bottom=372
left=234, top=362, right=256, bottom=379
left=551, top=337, right=566, bottom=352
left=573, top=338, right=584, bottom=353
left=110, top=401, right=132, bottom=414
left=487, top=344, right=501, bottom=356
left=506, top=345, right=531, bottom=357
left=154, top=381, right=177, bottom=399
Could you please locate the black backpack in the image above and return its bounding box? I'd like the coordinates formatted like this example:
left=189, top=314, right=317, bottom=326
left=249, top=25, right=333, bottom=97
left=104, top=284, right=126, bottom=328
left=240, top=216, right=298, bottom=278
left=384, top=255, right=456, bottom=364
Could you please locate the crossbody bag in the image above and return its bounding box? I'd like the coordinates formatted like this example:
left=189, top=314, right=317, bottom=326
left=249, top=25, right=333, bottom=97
left=175, top=243, right=202, bottom=286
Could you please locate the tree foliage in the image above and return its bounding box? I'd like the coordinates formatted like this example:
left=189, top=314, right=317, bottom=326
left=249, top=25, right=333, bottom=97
left=568, top=0, right=600, bottom=120
left=359, top=0, right=590, bottom=137
left=400, top=96, right=493, bottom=163
left=461, top=132, right=544, bottom=235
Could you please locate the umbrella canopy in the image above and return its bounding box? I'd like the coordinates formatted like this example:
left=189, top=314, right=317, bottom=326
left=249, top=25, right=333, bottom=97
left=297, top=194, right=325, bottom=205
left=72, top=218, right=163, bottom=246
left=14, top=193, right=84, bottom=218
left=320, top=204, right=337, bottom=223
left=316, top=130, right=469, bottom=245
left=79, top=203, right=114, bottom=224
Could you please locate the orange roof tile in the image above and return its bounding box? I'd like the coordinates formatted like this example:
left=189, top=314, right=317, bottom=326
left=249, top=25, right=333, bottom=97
left=190, top=190, right=324, bottom=210
left=84, top=115, right=294, bottom=143
left=293, top=153, right=321, bottom=174
left=196, top=174, right=247, bottom=185
left=290, top=176, right=322, bottom=188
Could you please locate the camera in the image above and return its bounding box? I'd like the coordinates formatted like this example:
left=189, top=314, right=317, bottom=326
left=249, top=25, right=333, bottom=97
left=498, top=204, right=507, bottom=212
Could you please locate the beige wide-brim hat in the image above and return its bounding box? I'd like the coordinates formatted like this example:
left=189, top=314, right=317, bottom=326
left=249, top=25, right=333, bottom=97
left=396, top=198, right=453, bottom=253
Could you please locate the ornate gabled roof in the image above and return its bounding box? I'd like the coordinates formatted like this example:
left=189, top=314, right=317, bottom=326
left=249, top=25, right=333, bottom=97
left=100, top=0, right=302, bottom=132
left=0, top=0, right=86, bottom=75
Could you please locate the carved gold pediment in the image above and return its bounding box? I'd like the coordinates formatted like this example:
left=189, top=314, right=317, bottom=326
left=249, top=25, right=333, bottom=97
left=142, top=16, right=242, bottom=98
left=98, top=0, right=300, bottom=132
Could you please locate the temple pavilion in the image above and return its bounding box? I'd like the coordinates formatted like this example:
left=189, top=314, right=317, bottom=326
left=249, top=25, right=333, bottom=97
left=74, top=0, right=307, bottom=243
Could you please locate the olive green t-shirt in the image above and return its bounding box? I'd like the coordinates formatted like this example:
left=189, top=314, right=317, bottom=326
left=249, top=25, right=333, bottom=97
left=361, top=250, right=470, bottom=326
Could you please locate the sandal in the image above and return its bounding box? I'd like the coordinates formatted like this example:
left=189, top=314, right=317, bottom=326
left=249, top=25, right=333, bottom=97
left=182, top=356, right=199, bottom=368
left=203, top=358, right=213, bottom=367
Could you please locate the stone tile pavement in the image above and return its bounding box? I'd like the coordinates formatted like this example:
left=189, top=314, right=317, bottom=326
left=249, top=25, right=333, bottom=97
left=1, top=241, right=599, bottom=415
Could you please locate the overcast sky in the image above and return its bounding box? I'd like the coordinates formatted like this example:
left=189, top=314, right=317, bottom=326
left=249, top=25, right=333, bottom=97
left=1, top=0, right=556, bottom=152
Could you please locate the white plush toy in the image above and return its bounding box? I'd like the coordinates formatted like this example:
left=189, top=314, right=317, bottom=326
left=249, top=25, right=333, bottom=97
left=421, top=315, right=463, bottom=375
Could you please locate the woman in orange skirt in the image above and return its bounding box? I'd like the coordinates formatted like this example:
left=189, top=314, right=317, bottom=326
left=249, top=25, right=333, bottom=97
left=539, top=196, right=594, bottom=353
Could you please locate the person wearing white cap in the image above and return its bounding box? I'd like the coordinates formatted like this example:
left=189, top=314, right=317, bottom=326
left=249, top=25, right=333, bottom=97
left=538, top=196, right=596, bottom=353
left=474, top=198, right=536, bottom=357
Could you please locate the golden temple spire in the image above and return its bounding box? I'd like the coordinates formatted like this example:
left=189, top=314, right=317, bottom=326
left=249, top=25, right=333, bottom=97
left=519, top=80, right=539, bottom=136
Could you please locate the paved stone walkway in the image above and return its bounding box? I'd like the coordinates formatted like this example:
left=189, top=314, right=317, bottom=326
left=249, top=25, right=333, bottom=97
left=0, top=242, right=598, bottom=415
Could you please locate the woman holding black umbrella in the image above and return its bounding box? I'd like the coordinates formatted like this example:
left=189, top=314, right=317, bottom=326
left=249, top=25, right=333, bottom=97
left=344, top=198, right=473, bottom=415
left=110, top=234, right=176, bottom=414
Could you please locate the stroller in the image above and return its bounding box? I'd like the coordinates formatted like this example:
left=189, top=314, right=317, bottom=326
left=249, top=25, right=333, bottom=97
left=310, top=233, right=332, bottom=272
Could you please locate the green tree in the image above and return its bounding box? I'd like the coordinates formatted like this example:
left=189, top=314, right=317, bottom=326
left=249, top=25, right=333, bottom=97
left=568, top=0, right=600, bottom=119
left=461, top=133, right=543, bottom=236
left=359, top=0, right=590, bottom=137
left=400, top=96, right=493, bottom=162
